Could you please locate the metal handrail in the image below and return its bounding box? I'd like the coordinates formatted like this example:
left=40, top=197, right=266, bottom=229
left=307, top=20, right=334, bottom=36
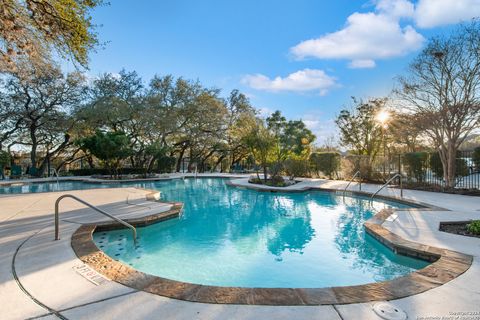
left=343, top=171, right=361, bottom=196
left=54, top=194, right=137, bottom=245
left=371, top=173, right=403, bottom=200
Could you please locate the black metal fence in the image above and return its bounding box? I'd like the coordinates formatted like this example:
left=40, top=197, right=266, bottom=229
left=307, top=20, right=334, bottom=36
left=340, top=150, right=480, bottom=190
left=173, top=151, right=480, bottom=191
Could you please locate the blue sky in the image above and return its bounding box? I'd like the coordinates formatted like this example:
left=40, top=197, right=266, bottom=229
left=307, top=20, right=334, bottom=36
left=83, top=0, right=480, bottom=144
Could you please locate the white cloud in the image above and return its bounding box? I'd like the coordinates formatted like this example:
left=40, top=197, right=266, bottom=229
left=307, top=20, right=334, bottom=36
left=291, top=11, right=424, bottom=67
left=258, top=107, right=274, bottom=118
left=242, top=69, right=337, bottom=95
left=415, top=0, right=480, bottom=28
left=300, top=114, right=339, bottom=145
left=376, top=0, right=415, bottom=18
left=348, top=59, right=376, bottom=69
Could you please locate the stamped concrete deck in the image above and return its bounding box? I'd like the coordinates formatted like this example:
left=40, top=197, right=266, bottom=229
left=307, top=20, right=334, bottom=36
left=0, top=174, right=479, bottom=319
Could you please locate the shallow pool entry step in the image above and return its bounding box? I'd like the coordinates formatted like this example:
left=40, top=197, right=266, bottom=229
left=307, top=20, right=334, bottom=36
left=94, top=231, right=144, bottom=267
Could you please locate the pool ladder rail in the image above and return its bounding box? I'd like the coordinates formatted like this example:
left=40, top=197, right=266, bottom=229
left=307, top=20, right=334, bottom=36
left=54, top=194, right=137, bottom=246
left=343, top=171, right=361, bottom=197
left=371, top=173, right=403, bottom=201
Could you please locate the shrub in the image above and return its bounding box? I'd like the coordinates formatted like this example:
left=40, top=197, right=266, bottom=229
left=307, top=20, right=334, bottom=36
left=403, top=152, right=428, bottom=182
left=267, top=175, right=286, bottom=187
left=339, top=154, right=375, bottom=181
left=155, top=155, right=176, bottom=173
left=268, top=161, right=283, bottom=179
left=473, top=147, right=480, bottom=170
left=248, top=177, right=262, bottom=184
left=248, top=175, right=286, bottom=187
left=310, top=152, right=340, bottom=179
left=77, top=130, right=133, bottom=178
left=69, top=167, right=152, bottom=176
left=467, top=220, right=480, bottom=235
left=145, top=144, right=175, bottom=173
left=0, top=150, right=10, bottom=179
left=429, top=152, right=468, bottom=179
left=0, top=150, right=10, bottom=167
left=283, top=158, right=309, bottom=180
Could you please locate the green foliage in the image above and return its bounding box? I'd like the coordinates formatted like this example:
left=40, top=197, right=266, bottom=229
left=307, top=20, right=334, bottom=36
left=0, top=150, right=10, bottom=167
left=268, top=175, right=286, bottom=187
left=156, top=156, right=176, bottom=173
left=0, top=150, right=10, bottom=178
left=335, top=98, right=385, bottom=157
left=310, top=152, right=340, bottom=179
left=0, top=0, right=101, bottom=74
left=0, top=69, right=85, bottom=177
left=145, top=144, right=175, bottom=173
left=467, top=220, right=480, bottom=235
left=0, top=68, right=316, bottom=177
left=243, top=122, right=276, bottom=182
left=430, top=152, right=469, bottom=179
left=283, top=158, right=309, bottom=180
left=69, top=167, right=146, bottom=176
left=267, top=111, right=315, bottom=163
left=473, top=147, right=480, bottom=169
left=403, top=152, right=428, bottom=182
left=248, top=175, right=286, bottom=187
left=77, top=130, right=132, bottom=177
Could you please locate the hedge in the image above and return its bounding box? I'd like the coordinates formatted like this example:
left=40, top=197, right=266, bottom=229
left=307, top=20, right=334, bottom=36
left=310, top=152, right=340, bottom=179
left=403, top=152, right=428, bottom=182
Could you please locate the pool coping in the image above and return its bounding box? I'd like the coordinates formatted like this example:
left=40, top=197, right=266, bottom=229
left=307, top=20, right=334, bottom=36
left=70, top=189, right=472, bottom=306
left=225, top=179, right=447, bottom=211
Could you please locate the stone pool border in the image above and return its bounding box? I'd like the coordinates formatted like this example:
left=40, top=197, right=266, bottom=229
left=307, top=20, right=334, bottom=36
left=224, top=179, right=448, bottom=211
left=71, top=187, right=472, bottom=306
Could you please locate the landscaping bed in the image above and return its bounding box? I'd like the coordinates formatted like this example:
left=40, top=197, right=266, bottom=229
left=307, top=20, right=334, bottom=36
left=90, top=174, right=161, bottom=180
left=248, top=176, right=298, bottom=188
left=439, top=221, right=480, bottom=238
left=393, top=183, right=480, bottom=196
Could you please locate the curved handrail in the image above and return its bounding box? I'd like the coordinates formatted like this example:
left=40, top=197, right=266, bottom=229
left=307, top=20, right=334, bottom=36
left=343, top=170, right=361, bottom=196
left=371, top=173, right=403, bottom=200
left=54, top=194, right=137, bottom=245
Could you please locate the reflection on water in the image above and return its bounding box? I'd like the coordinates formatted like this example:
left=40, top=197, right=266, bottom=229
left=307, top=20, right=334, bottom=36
left=90, top=178, right=428, bottom=288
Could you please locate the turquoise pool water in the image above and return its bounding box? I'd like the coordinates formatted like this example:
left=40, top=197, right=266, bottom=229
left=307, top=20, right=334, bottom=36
left=90, top=178, right=429, bottom=288
left=0, top=180, right=114, bottom=194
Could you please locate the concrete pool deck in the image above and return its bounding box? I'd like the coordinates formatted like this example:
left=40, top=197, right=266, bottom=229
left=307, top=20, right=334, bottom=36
left=0, top=174, right=479, bottom=319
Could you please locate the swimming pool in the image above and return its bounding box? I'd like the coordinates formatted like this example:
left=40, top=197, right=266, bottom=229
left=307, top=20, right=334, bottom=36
left=0, top=180, right=136, bottom=194
left=91, top=178, right=428, bottom=288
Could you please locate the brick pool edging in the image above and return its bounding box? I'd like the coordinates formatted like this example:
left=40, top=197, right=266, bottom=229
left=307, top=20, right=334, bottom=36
left=71, top=199, right=472, bottom=305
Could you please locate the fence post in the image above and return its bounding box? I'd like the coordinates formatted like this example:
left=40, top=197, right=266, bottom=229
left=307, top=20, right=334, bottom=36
left=398, top=154, right=401, bottom=175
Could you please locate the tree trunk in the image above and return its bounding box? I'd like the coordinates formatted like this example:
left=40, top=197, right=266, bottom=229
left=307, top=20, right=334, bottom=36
left=37, top=157, right=48, bottom=177
left=214, top=155, right=225, bottom=172
left=30, top=127, right=37, bottom=172
left=446, top=144, right=457, bottom=188
left=439, top=143, right=457, bottom=189
left=87, top=155, right=94, bottom=168
left=176, top=148, right=186, bottom=172
left=263, top=161, right=268, bottom=183
left=146, top=156, right=155, bottom=173
left=187, top=149, right=194, bottom=172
